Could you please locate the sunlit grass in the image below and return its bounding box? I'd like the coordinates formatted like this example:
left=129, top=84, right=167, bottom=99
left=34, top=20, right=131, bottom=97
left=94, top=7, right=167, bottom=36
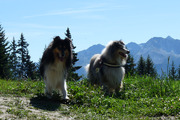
left=0, top=76, right=179, bottom=119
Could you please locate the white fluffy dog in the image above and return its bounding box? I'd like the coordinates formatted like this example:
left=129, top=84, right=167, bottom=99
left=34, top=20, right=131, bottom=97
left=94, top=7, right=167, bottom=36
left=87, top=40, right=129, bottom=93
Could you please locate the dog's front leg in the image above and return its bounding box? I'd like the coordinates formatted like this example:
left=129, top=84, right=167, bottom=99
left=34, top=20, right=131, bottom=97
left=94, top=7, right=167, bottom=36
left=45, top=84, right=53, bottom=99
left=120, top=81, right=123, bottom=89
left=115, top=86, right=120, bottom=94
left=61, top=80, right=69, bottom=100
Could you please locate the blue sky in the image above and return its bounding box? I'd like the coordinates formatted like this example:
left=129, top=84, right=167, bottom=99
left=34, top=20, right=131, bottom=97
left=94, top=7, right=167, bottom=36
left=1, top=0, right=180, bottom=62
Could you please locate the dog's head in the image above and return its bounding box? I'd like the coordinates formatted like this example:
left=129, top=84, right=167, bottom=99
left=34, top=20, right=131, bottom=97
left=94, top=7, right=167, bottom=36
left=102, top=40, right=130, bottom=65
left=112, top=40, right=130, bottom=59
left=52, top=36, right=73, bottom=67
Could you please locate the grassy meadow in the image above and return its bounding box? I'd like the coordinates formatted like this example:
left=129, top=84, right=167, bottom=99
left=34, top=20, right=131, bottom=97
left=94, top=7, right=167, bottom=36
left=0, top=76, right=180, bottom=119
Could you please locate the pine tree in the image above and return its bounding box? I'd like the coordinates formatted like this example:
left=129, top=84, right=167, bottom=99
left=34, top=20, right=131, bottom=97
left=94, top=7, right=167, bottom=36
left=178, top=65, right=180, bottom=80
left=65, top=28, right=72, bottom=40
left=125, top=54, right=136, bottom=77
left=137, top=55, right=146, bottom=76
left=9, top=37, right=18, bottom=79
left=169, top=61, right=176, bottom=80
left=0, top=24, right=11, bottom=79
left=17, top=33, right=29, bottom=78
left=65, top=28, right=82, bottom=81
left=25, top=49, right=36, bottom=80
left=145, top=55, right=157, bottom=77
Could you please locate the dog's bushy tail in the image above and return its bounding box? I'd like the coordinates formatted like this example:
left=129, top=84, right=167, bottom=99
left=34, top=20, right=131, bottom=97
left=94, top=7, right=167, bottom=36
left=85, top=64, right=90, bottom=74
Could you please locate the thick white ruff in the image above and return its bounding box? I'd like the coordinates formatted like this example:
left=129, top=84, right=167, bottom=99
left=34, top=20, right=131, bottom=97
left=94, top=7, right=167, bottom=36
left=44, top=61, right=68, bottom=99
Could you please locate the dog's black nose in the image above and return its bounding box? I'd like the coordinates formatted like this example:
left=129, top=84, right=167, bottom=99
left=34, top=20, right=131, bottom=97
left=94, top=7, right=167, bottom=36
left=127, top=50, right=130, bottom=54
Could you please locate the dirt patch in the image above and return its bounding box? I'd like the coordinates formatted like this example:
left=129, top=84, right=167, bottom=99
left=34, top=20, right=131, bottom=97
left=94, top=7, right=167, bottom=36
left=0, top=96, right=74, bottom=119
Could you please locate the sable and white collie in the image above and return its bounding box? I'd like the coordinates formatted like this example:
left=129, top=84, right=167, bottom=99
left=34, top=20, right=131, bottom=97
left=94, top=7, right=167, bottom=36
left=87, top=40, right=130, bottom=94
left=40, top=36, right=73, bottom=99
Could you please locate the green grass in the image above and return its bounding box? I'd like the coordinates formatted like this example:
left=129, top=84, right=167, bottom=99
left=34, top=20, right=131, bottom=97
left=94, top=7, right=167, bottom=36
left=0, top=79, right=44, bottom=97
left=0, top=76, right=180, bottom=119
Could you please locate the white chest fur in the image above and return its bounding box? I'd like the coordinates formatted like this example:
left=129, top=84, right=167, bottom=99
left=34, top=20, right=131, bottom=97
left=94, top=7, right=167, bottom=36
left=44, top=62, right=66, bottom=90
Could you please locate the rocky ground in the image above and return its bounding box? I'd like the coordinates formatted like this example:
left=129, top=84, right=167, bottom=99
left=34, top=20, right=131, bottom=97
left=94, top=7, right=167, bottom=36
left=0, top=96, right=74, bottom=120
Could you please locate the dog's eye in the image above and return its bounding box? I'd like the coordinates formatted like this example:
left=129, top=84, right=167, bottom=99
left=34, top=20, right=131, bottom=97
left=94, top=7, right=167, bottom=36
left=119, top=45, right=123, bottom=49
left=115, top=44, right=122, bottom=49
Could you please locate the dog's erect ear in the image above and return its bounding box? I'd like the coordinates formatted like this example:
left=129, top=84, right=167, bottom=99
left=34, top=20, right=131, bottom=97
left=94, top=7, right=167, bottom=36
left=64, top=37, right=72, bottom=43
left=64, top=37, right=73, bottom=68
left=64, top=37, right=73, bottom=48
left=119, top=40, right=125, bottom=45
left=53, top=36, right=61, bottom=43
left=52, top=36, right=62, bottom=49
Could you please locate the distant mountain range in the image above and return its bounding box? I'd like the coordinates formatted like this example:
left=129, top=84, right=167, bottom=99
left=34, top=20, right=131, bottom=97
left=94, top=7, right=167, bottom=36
left=76, top=44, right=105, bottom=76
left=76, top=36, right=180, bottom=76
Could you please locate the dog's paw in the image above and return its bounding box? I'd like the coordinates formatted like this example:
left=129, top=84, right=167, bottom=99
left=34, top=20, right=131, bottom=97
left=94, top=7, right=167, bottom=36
left=61, top=98, right=71, bottom=104
left=62, top=96, right=70, bottom=103
left=63, top=96, right=69, bottom=100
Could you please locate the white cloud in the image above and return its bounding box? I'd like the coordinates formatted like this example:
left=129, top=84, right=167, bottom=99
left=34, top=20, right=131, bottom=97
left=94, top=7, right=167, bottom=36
left=24, top=8, right=105, bottom=18
left=20, top=23, right=64, bottom=29
left=23, top=3, right=124, bottom=19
